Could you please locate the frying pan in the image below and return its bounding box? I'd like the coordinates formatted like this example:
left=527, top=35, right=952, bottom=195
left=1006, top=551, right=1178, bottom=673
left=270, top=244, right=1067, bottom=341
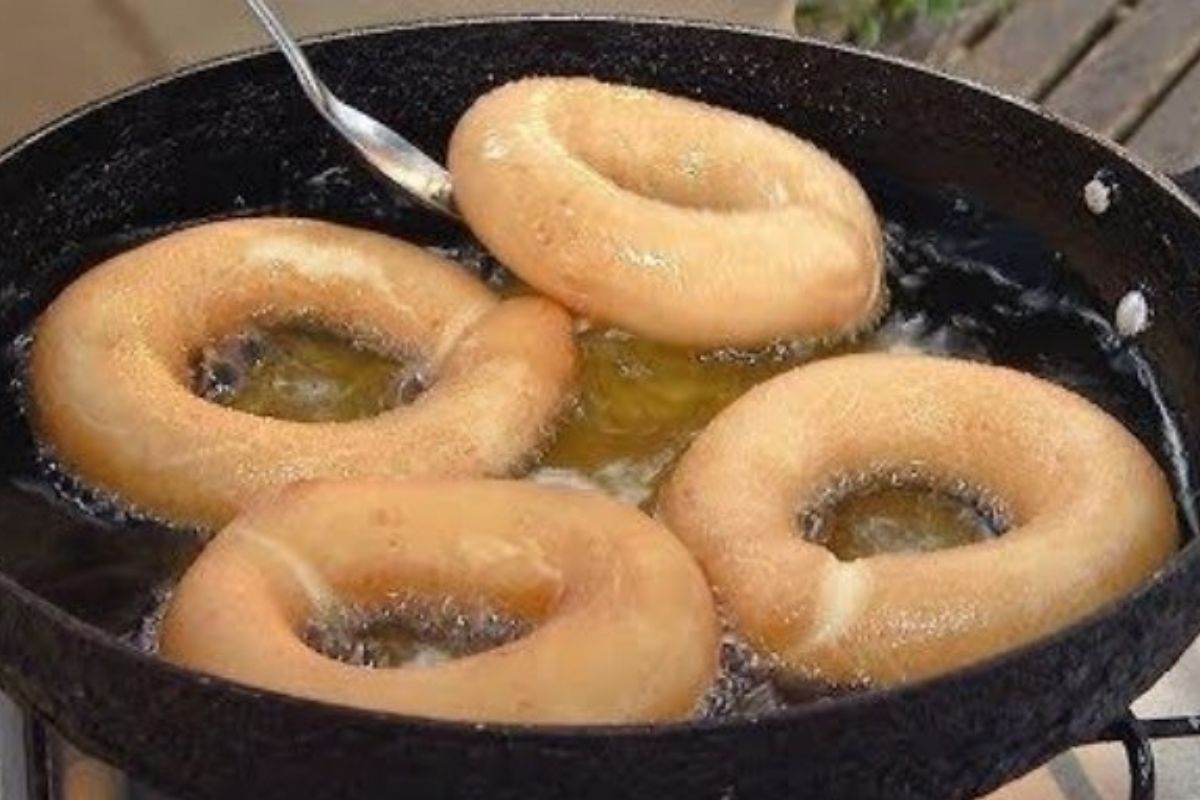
left=1, top=15, right=1200, bottom=800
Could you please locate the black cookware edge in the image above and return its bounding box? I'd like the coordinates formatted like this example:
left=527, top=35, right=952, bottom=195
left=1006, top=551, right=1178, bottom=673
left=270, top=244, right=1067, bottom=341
left=1041, top=165, right=1200, bottom=800
left=18, top=139, right=1200, bottom=800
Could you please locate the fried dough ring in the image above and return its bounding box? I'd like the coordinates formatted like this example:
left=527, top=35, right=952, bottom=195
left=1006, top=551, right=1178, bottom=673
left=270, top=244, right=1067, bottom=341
left=30, top=218, right=576, bottom=528
left=449, top=77, right=885, bottom=347
left=659, top=353, right=1178, bottom=686
left=160, top=479, right=720, bottom=724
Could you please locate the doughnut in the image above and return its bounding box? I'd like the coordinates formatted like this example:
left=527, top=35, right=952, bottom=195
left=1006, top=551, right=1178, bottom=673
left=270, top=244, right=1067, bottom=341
left=159, top=479, right=720, bottom=724
left=448, top=77, right=885, bottom=348
left=29, top=218, right=577, bottom=529
left=658, top=353, right=1178, bottom=686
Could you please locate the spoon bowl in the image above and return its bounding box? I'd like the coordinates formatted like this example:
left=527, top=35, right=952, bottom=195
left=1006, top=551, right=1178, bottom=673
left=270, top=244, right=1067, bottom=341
left=243, top=0, right=458, bottom=218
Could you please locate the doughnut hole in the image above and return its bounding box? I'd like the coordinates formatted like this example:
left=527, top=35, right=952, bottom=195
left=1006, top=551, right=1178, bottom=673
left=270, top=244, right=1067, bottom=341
left=193, top=321, right=431, bottom=423
left=798, top=472, right=1010, bottom=562
left=547, top=83, right=869, bottom=220
left=304, top=597, right=530, bottom=669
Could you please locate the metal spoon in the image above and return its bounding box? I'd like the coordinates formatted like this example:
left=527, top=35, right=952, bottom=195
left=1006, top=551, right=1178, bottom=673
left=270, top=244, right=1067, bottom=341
left=242, top=0, right=458, bottom=218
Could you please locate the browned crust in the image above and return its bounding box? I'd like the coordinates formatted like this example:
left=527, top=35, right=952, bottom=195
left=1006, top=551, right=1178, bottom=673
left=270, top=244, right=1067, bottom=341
left=449, top=77, right=885, bottom=348
left=29, top=217, right=578, bottom=529
left=658, top=353, right=1179, bottom=686
left=160, top=479, right=720, bottom=724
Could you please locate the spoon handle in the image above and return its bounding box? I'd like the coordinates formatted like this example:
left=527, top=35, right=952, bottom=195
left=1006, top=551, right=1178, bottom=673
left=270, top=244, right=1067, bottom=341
left=242, top=0, right=458, bottom=218
left=243, top=0, right=331, bottom=113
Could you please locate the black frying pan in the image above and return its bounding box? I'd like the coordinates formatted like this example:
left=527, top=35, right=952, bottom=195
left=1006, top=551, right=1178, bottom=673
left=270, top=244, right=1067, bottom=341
left=1, top=16, right=1200, bottom=800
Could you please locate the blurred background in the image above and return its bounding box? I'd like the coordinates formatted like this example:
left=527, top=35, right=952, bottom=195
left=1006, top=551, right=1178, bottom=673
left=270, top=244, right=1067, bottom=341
left=4, top=1, right=1197, bottom=171
left=2, top=0, right=994, bottom=150
left=0, top=0, right=795, bottom=148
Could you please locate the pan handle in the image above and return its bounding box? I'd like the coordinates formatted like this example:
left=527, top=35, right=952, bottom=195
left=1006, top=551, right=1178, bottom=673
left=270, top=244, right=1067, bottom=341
left=1172, top=166, right=1200, bottom=203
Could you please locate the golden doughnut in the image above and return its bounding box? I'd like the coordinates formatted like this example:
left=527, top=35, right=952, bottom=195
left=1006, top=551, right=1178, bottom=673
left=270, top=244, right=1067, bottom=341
left=159, top=479, right=720, bottom=724
left=29, top=218, right=577, bottom=529
left=448, top=77, right=885, bottom=347
left=658, top=353, right=1178, bottom=686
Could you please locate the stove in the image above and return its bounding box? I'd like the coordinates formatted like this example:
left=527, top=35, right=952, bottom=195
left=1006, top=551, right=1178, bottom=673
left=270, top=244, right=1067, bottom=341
left=989, top=636, right=1200, bottom=800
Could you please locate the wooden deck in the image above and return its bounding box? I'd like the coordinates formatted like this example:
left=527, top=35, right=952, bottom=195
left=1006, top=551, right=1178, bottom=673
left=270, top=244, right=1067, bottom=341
left=896, top=0, right=1200, bottom=174
left=5, top=1, right=1198, bottom=176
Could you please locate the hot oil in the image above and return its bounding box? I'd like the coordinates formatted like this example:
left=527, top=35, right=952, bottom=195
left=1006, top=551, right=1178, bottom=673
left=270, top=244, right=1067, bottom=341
left=196, top=322, right=426, bottom=423
left=304, top=597, right=528, bottom=669
left=817, top=487, right=998, bottom=561
left=0, top=174, right=1188, bottom=729
left=532, top=329, right=817, bottom=505
left=799, top=474, right=1008, bottom=563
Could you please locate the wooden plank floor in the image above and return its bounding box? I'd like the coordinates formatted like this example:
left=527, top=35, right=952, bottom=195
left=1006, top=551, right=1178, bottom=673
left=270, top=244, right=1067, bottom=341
left=923, top=0, right=1200, bottom=174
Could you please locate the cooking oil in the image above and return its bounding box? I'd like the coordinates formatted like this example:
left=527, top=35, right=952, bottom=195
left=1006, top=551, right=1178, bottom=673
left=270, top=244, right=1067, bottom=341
left=195, top=322, right=423, bottom=423
left=799, top=471, right=1007, bottom=562
left=4, top=176, right=1190, bottom=724
left=304, top=595, right=528, bottom=669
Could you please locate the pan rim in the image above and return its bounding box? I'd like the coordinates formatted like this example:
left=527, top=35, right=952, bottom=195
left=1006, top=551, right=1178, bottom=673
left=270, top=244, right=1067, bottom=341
left=4, top=13, right=1198, bottom=218
left=0, top=13, right=1197, bottom=743
left=1, top=543, right=1193, bottom=742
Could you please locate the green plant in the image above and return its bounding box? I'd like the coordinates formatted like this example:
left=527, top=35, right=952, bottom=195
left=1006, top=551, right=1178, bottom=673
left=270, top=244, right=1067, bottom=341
left=795, top=0, right=964, bottom=46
